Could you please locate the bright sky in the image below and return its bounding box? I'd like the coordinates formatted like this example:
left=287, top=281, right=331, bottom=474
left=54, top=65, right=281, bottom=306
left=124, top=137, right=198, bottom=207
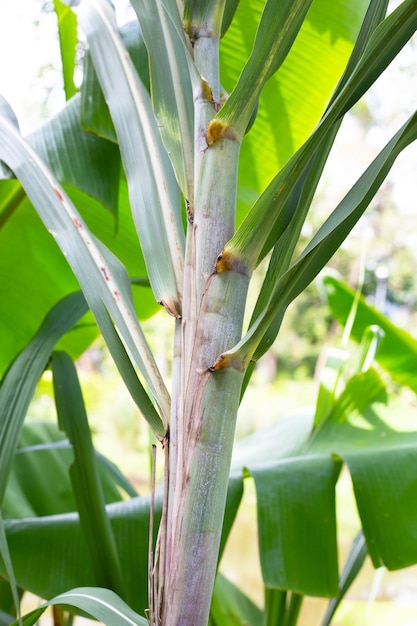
left=0, top=0, right=416, bottom=212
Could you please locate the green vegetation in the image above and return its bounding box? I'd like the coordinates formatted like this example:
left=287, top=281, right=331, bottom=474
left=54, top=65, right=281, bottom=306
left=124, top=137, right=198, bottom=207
left=0, top=1, right=417, bottom=625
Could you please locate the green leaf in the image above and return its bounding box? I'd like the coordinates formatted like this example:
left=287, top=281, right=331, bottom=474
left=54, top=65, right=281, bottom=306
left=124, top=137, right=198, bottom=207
left=0, top=107, right=168, bottom=433
left=0, top=105, right=159, bottom=375
left=313, top=347, right=349, bottom=427
left=14, top=588, right=148, bottom=626
left=2, top=496, right=159, bottom=616
left=53, top=0, right=78, bottom=100
left=131, top=0, right=196, bottom=201
left=75, top=0, right=185, bottom=316
left=324, top=275, right=417, bottom=394
left=0, top=578, right=21, bottom=622
left=0, top=292, right=88, bottom=506
left=80, top=20, right=150, bottom=141
left=226, top=111, right=417, bottom=366
left=310, top=368, right=388, bottom=450
left=345, top=446, right=417, bottom=570
left=252, top=454, right=340, bottom=596
left=0, top=178, right=158, bottom=377
left=263, top=588, right=286, bottom=626
left=0, top=181, right=88, bottom=374
left=321, top=532, right=367, bottom=626
left=28, top=95, right=121, bottom=216
left=227, top=0, right=417, bottom=268
left=241, top=0, right=389, bottom=358
left=184, top=0, right=226, bottom=38
left=217, top=0, right=314, bottom=139
left=220, top=0, right=240, bottom=38
left=218, top=474, right=243, bottom=562
left=327, top=0, right=417, bottom=122
left=220, top=0, right=369, bottom=211
left=209, top=572, right=263, bottom=626
left=0, top=516, right=20, bottom=623
left=315, top=322, right=384, bottom=428
left=231, top=362, right=417, bottom=596
left=52, top=352, right=125, bottom=596
left=3, top=421, right=126, bottom=519
left=308, top=370, right=417, bottom=571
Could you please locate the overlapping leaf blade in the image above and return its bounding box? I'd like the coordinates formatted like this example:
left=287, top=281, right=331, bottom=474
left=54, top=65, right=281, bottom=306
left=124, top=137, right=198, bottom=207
left=75, top=0, right=185, bottom=316
left=0, top=107, right=168, bottom=433
left=223, top=110, right=417, bottom=366
left=28, top=95, right=121, bottom=215
left=0, top=178, right=158, bottom=376
left=2, top=497, right=154, bottom=615
left=0, top=291, right=88, bottom=505
left=53, top=0, right=78, bottom=100
left=81, top=20, right=150, bottom=141
left=209, top=572, right=263, bottom=625
left=232, top=363, right=417, bottom=596
left=309, top=372, right=417, bottom=570
left=0, top=517, right=19, bottom=623
left=220, top=0, right=369, bottom=211
left=217, top=0, right=314, bottom=139
left=324, top=275, right=417, bottom=394
left=321, top=532, right=367, bottom=626
left=3, top=421, right=127, bottom=519
left=131, top=0, right=196, bottom=201
left=226, top=0, right=417, bottom=268
left=52, top=351, right=125, bottom=595
left=239, top=0, right=389, bottom=314
left=0, top=92, right=159, bottom=375
left=14, top=588, right=148, bottom=626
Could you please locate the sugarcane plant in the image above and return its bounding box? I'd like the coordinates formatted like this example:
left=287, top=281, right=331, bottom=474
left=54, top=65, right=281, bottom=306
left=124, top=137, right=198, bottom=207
left=0, top=0, right=417, bottom=625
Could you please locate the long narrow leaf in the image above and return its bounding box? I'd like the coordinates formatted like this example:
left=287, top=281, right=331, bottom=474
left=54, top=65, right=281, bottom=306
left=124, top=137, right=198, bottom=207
left=28, top=95, right=121, bottom=216
left=216, top=0, right=313, bottom=139
left=251, top=0, right=389, bottom=267
left=0, top=516, right=20, bottom=624
left=80, top=20, right=150, bottom=141
left=0, top=578, right=19, bottom=624
left=220, top=111, right=417, bottom=366
left=220, top=0, right=369, bottom=204
left=0, top=103, right=168, bottom=434
left=0, top=178, right=159, bottom=376
left=226, top=0, right=417, bottom=269
left=3, top=420, right=126, bottom=519
left=324, top=275, right=417, bottom=394
left=326, top=0, right=417, bottom=122
left=0, top=292, right=88, bottom=505
left=209, top=572, right=263, bottom=626
left=52, top=351, right=125, bottom=596
left=184, top=0, right=226, bottom=37
left=321, top=532, right=367, bottom=626
left=2, top=496, right=158, bottom=615
left=53, top=0, right=78, bottom=100
left=75, top=0, right=185, bottom=316
left=220, top=0, right=240, bottom=37
left=13, top=588, right=148, bottom=626
left=131, top=0, right=196, bottom=201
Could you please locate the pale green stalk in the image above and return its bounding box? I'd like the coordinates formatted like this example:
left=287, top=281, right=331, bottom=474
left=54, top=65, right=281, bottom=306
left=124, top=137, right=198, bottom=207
left=158, top=12, right=252, bottom=620
left=163, top=267, right=249, bottom=624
